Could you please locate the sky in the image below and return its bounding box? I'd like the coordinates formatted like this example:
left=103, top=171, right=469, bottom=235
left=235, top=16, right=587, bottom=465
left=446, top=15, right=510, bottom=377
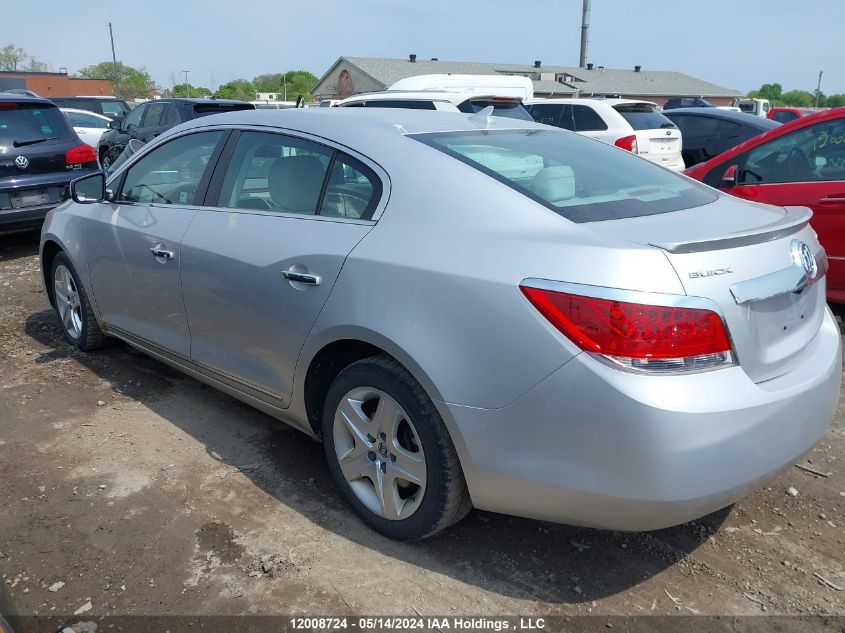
left=5, top=0, right=844, bottom=95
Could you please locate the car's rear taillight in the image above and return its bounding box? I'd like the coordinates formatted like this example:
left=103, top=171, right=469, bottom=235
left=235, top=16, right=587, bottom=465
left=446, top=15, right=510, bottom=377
left=520, top=285, right=733, bottom=372
left=615, top=134, right=638, bottom=153
left=66, top=144, right=96, bottom=165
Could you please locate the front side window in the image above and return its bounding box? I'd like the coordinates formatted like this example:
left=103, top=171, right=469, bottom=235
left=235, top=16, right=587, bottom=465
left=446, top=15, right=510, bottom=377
left=216, top=131, right=332, bottom=215
left=118, top=131, right=224, bottom=205
left=528, top=103, right=569, bottom=129
left=414, top=129, right=717, bottom=223
left=739, top=117, right=845, bottom=185
left=772, top=111, right=799, bottom=124
left=122, top=105, right=145, bottom=130
left=142, top=102, right=166, bottom=128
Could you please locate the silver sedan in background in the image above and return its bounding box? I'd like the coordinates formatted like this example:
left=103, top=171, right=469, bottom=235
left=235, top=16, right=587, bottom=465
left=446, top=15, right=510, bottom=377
left=40, top=108, right=841, bottom=540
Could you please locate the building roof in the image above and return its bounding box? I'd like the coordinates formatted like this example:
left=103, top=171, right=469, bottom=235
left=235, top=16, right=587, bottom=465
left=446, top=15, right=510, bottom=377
left=313, top=56, right=742, bottom=99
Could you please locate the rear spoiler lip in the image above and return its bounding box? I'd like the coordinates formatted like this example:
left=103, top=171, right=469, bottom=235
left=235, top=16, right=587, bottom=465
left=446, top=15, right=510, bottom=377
left=648, top=206, right=812, bottom=254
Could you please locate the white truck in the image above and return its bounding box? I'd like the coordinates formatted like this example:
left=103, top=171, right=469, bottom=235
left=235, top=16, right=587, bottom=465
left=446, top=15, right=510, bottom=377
left=732, top=98, right=771, bottom=117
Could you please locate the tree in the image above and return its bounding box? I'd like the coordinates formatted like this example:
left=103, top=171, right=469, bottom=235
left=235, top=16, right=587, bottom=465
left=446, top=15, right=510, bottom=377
left=826, top=94, right=845, bottom=108
left=215, top=79, right=255, bottom=101
left=25, top=57, right=51, bottom=72
left=282, top=70, right=318, bottom=102
left=780, top=90, right=814, bottom=107
left=170, top=83, right=211, bottom=98
left=0, top=43, right=28, bottom=71
left=76, top=62, right=156, bottom=100
left=253, top=73, right=284, bottom=93
left=757, top=83, right=782, bottom=103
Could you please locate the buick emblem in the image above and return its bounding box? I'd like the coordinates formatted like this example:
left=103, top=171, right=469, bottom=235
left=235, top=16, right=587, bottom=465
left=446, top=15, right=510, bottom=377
left=791, top=240, right=818, bottom=279
left=14, top=155, right=29, bottom=170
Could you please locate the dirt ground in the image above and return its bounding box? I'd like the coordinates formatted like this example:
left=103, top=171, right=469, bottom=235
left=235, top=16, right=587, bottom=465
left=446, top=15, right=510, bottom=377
left=1, top=231, right=843, bottom=626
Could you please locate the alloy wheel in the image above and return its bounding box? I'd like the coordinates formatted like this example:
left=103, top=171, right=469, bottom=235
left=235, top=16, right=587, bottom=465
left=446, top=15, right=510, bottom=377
left=53, top=264, right=83, bottom=339
left=332, top=387, right=427, bottom=520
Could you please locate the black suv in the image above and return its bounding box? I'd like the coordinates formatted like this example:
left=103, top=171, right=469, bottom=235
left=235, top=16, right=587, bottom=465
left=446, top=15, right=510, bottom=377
left=0, top=93, right=98, bottom=232
left=97, top=98, right=255, bottom=168
left=48, top=96, right=131, bottom=120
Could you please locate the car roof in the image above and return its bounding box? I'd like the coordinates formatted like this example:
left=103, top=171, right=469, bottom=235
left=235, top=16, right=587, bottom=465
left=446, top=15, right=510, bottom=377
left=0, top=92, right=58, bottom=107
left=153, top=98, right=251, bottom=106
left=663, top=107, right=780, bottom=127
left=525, top=97, right=657, bottom=107
left=174, top=107, right=547, bottom=155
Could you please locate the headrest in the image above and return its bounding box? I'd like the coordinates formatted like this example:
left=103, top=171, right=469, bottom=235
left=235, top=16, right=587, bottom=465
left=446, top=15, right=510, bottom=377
left=531, top=166, right=575, bottom=205
left=268, top=155, right=326, bottom=213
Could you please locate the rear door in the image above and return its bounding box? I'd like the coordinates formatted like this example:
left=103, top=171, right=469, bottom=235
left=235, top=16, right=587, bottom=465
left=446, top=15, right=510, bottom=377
left=180, top=130, right=382, bottom=402
left=717, top=115, right=845, bottom=298
left=86, top=130, right=227, bottom=355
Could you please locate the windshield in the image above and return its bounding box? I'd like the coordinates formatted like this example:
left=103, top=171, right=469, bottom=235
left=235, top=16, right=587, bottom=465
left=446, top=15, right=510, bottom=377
left=0, top=102, right=72, bottom=148
left=413, top=129, right=717, bottom=223
left=613, top=104, right=677, bottom=131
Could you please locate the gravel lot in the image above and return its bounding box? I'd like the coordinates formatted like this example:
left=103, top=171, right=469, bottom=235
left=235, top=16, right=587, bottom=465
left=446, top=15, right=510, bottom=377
left=1, top=231, right=843, bottom=625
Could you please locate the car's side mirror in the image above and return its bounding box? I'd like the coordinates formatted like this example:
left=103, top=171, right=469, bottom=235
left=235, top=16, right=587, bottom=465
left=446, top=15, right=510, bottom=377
left=721, top=164, right=738, bottom=188
left=70, top=172, right=106, bottom=204
left=108, top=119, right=120, bottom=130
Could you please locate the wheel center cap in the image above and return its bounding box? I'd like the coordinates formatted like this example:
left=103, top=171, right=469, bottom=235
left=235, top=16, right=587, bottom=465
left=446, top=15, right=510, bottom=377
left=377, top=442, right=388, bottom=459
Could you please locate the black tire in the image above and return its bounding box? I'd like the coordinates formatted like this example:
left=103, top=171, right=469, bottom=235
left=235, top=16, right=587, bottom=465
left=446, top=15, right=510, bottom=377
left=322, top=354, right=472, bottom=540
left=50, top=252, right=108, bottom=351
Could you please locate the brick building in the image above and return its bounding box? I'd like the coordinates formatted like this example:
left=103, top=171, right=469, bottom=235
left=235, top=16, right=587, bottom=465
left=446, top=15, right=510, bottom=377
left=0, top=70, right=112, bottom=97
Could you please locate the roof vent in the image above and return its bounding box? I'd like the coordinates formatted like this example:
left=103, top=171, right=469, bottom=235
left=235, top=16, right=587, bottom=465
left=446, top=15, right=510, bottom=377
left=409, top=54, right=417, bottom=63
left=534, top=60, right=542, bottom=68
left=598, top=65, right=605, bottom=69
left=430, top=57, right=438, bottom=61
left=634, top=65, right=642, bottom=72
left=587, top=63, right=594, bottom=70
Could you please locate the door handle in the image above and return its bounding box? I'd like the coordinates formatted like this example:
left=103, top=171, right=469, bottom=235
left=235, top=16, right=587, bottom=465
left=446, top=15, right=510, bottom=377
left=818, top=196, right=845, bottom=204
left=282, top=270, right=320, bottom=285
left=149, top=244, right=175, bottom=260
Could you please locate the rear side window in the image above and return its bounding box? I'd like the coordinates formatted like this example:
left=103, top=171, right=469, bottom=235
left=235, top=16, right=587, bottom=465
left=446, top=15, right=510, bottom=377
left=613, top=104, right=675, bottom=131
left=0, top=102, right=73, bottom=146
left=320, top=154, right=382, bottom=219
left=458, top=100, right=534, bottom=121
left=528, top=103, right=570, bottom=129
left=118, top=131, right=224, bottom=205
left=414, top=129, right=717, bottom=223
left=142, top=102, right=167, bottom=127
left=571, top=105, right=607, bottom=131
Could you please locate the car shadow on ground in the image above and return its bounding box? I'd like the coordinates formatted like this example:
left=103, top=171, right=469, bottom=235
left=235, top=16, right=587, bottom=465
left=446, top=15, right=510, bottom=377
left=22, top=301, right=732, bottom=605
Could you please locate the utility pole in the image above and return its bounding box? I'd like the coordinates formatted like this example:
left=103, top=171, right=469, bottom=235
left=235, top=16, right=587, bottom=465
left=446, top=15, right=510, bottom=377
left=815, top=70, right=823, bottom=108
left=183, top=70, right=190, bottom=97
left=108, top=22, right=117, bottom=66
left=283, top=74, right=287, bottom=101
left=579, top=0, right=591, bottom=68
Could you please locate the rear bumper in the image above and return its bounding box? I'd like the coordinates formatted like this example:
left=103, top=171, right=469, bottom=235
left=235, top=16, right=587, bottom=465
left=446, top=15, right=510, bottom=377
left=642, top=153, right=686, bottom=172
left=0, top=170, right=94, bottom=230
left=445, top=307, right=841, bottom=530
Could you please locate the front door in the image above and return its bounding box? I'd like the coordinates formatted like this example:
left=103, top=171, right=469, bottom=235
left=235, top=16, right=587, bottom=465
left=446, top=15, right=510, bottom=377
left=180, top=130, right=383, bottom=401
left=86, top=130, right=227, bottom=355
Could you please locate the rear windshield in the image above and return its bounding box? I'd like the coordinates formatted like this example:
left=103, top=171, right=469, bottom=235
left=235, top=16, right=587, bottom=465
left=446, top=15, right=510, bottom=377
left=613, top=104, right=676, bottom=131
left=457, top=99, right=534, bottom=121
left=0, top=102, right=73, bottom=147
left=192, top=103, right=255, bottom=117
left=413, top=129, right=717, bottom=223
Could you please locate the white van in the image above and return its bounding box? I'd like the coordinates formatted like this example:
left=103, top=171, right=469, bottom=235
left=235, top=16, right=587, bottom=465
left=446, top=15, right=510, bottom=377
left=334, top=74, right=534, bottom=120
left=525, top=98, right=685, bottom=172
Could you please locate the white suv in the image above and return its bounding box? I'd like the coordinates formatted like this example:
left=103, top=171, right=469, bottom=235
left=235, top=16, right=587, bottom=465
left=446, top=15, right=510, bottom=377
left=335, top=74, right=534, bottom=120
left=525, top=98, right=684, bottom=172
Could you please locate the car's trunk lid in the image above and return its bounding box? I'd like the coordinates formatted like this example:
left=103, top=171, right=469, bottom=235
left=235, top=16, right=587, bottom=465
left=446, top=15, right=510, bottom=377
left=593, top=197, right=826, bottom=383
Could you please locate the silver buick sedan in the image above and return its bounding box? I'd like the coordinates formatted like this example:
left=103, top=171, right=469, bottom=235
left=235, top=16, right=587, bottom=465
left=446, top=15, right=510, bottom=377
left=40, top=108, right=841, bottom=540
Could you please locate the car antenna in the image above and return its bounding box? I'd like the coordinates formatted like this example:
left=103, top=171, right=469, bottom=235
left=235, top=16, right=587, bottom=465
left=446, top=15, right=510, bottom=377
left=469, top=105, right=495, bottom=128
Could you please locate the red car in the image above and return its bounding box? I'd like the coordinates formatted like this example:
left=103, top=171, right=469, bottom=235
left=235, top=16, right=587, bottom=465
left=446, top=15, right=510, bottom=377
left=685, top=107, right=845, bottom=301
left=768, top=107, right=816, bottom=124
